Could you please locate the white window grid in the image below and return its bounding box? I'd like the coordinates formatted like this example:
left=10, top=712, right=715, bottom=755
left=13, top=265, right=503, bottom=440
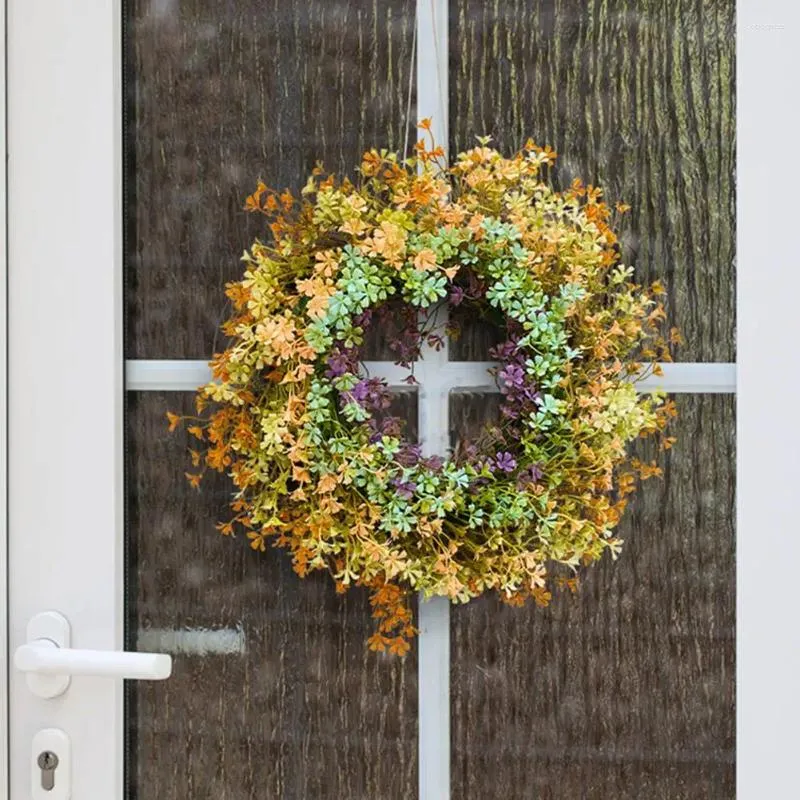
left=125, top=1, right=736, bottom=797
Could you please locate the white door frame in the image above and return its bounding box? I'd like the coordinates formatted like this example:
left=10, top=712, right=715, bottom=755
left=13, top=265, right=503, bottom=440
left=736, top=5, right=800, bottom=793
left=0, top=0, right=8, bottom=795
left=4, top=1, right=800, bottom=798
left=7, top=1, right=124, bottom=797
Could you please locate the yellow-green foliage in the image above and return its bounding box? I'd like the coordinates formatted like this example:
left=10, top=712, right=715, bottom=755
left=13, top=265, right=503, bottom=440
left=169, top=124, right=677, bottom=655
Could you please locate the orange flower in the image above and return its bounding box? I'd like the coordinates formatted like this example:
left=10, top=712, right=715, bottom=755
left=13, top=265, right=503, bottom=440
left=317, top=473, right=338, bottom=493
left=292, top=465, right=311, bottom=484
left=166, top=411, right=181, bottom=432
left=243, top=181, right=267, bottom=212
left=184, top=472, right=202, bottom=490
left=247, top=530, right=267, bottom=552
left=360, top=149, right=382, bottom=177
left=366, top=221, right=407, bottom=268
left=414, top=248, right=437, bottom=271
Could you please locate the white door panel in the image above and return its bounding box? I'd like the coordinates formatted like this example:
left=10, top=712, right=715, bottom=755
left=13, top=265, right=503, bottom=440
left=5, top=1, right=800, bottom=797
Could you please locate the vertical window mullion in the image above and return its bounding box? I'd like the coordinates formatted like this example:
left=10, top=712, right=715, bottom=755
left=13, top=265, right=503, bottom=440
left=415, top=3, right=451, bottom=800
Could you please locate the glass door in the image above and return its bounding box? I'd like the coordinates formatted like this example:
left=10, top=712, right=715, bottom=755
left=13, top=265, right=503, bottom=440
left=124, top=2, right=421, bottom=797
left=446, top=4, right=736, bottom=797
left=8, top=1, right=800, bottom=798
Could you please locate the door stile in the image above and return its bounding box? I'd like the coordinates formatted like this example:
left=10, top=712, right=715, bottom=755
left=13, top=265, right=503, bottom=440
left=736, top=2, right=800, bottom=794
left=7, top=1, right=124, bottom=797
left=1, top=0, right=8, bottom=794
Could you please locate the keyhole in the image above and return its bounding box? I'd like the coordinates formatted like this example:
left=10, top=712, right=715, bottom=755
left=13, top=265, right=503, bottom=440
left=37, top=750, right=59, bottom=791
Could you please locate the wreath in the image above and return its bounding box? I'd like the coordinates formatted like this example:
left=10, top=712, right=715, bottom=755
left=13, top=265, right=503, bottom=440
left=169, top=122, right=677, bottom=656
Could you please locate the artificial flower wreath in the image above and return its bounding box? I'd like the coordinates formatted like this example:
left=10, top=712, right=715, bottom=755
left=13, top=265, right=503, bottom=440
left=170, top=122, right=677, bottom=655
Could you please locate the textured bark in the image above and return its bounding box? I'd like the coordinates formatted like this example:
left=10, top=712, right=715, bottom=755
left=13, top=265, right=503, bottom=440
left=124, top=0, right=416, bottom=359
left=450, top=0, right=736, bottom=361
left=449, top=390, right=502, bottom=454
left=450, top=394, right=735, bottom=799
left=448, top=305, right=506, bottom=362
left=387, top=389, right=420, bottom=442
left=126, top=392, right=418, bottom=799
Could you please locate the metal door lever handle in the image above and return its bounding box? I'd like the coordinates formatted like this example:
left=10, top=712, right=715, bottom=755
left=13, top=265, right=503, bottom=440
left=15, top=611, right=172, bottom=698
left=15, top=639, right=171, bottom=680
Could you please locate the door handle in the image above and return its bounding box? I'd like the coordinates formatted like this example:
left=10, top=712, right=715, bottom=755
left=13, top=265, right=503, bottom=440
left=14, top=611, right=172, bottom=698
left=15, top=640, right=171, bottom=680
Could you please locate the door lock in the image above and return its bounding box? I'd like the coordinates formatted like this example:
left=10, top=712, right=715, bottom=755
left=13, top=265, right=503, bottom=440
left=32, top=730, right=70, bottom=799
left=37, top=750, right=59, bottom=790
